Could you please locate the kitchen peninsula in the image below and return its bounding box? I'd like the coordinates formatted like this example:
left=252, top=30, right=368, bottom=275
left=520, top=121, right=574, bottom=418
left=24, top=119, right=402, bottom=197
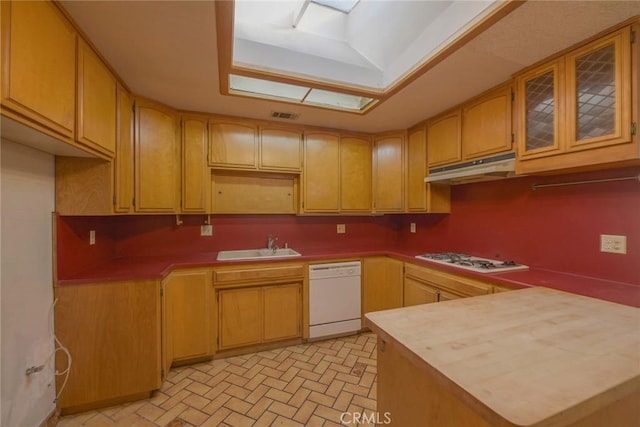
left=366, top=287, right=640, bottom=427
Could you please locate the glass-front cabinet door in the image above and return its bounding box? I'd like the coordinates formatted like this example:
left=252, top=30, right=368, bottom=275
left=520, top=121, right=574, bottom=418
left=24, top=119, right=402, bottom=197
left=566, top=26, right=631, bottom=151
left=516, top=60, right=564, bottom=159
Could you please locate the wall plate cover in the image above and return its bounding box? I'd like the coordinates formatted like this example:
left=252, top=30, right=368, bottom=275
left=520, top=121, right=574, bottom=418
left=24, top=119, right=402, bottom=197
left=201, top=225, right=213, bottom=236
left=600, top=234, right=627, bottom=254
left=337, top=224, right=346, bottom=234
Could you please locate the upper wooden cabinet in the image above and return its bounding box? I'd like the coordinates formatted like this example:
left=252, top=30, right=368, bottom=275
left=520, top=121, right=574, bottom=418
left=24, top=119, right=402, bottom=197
left=340, top=136, right=372, bottom=213
left=182, top=115, right=209, bottom=213
left=1, top=1, right=76, bottom=139
left=114, top=85, right=134, bottom=213
left=373, top=133, right=405, bottom=213
left=516, top=25, right=637, bottom=174
left=303, top=132, right=340, bottom=212
left=259, top=125, right=303, bottom=172
left=407, top=125, right=450, bottom=213
left=134, top=98, right=179, bottom=213
left=208, top=118, right=258, bottom=169
left=55, top=85, right=134, bottom=216
left=462, top=83, right=513, bottom=160
left=76, top=39, right=117, bottom=158
left=427, top=109, right=462, bottom=167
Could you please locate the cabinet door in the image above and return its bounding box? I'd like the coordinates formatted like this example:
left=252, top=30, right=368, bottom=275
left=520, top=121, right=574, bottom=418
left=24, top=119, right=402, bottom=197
left=363, top=257, right=403, bottom=315
left=340, top=136, right=372, bottom=212
left=1, top=1, right=76, bottom=138
left=212, top=172, right=296, bottom=214
left=373, top=134, right=404, bottom=212
left=403, top=277, right=438, bottom=307
left=566, top=27, right=631, bottom=151
left=166, top=270, right=213, bottom=362
left=263, top=284, right=301, bottom=342
left=114, top=85, right=133, bottom=213
left=438, top=290, right=463, bottom=302
left=134, top=99, right=179, bottom=212
left=516, top=60, right=564, bottom=159
left=182, top=116, right=209, bottom=212
left=462, top=84, right=512, bottom=160
left=54, top=280, right=161, bottom=411
left=76, top=39, right=117, bottom=157
left=407, top=126, right=428, bottom=212
left=303, top=132, right=340, bottom=212
left=260, top=126, right=302, bottom=172
left=218, top=287, right=262, bottom=349
left=209, top=120, right=257, bottom=169
left=427, top=110, right=462, bottom=167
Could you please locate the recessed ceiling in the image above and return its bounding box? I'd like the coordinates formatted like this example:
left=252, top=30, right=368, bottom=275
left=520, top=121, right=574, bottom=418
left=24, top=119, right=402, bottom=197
left=60, top=1, right=640, bottom=133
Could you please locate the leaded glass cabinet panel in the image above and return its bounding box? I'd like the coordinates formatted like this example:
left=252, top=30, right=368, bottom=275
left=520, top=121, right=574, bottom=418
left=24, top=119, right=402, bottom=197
left=566, top=26, right=631, bottom=150
left=516, top=60, right=563, bottom=159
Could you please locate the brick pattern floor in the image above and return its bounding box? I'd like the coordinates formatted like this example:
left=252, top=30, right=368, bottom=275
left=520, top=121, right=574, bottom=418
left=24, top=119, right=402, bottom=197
left=57, top=333, right=378, bottom=426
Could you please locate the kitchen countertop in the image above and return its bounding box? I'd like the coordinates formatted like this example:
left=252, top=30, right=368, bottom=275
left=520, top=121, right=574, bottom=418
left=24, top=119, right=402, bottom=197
left=56, top=248, right=640, bottom=308
left=365, top=287, right=640, bottom=427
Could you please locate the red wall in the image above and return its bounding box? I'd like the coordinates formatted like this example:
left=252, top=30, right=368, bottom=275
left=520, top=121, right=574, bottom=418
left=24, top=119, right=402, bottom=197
left=57, top=167, right=640, bottom=284
left=396, top=167, right=640, bottom=284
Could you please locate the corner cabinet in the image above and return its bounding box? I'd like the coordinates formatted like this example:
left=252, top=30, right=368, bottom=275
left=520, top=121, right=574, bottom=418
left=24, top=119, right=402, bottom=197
left=373, top=133, right=405, bottom=213
left=1, top=0, right=76, bottom=140
left=516, top=25, right=637, bottom=174
left=181, top=115, right=210, bottom=213
left=362, top=257, right=403, bottom=320
left=54, top=280, right=162, bottom=414
left=134, top=98, right=179, bottom=212
left=407, top=125, right=450, bottom=213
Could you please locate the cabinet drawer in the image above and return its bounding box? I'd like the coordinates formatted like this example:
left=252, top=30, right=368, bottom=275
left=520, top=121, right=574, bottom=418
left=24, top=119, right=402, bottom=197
left=213, top=264, right=304, bottom=284
left=405, top=264, right=492, bottom=297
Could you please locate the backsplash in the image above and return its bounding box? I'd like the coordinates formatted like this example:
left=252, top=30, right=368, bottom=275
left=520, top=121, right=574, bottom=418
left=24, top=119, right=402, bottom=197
left=396, top=166, right=640, bottom=284
left=57, top=166, right=639, bottom=284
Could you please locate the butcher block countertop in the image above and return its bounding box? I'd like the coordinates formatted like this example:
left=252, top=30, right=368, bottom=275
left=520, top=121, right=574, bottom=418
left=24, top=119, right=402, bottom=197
left=365, top=287, right=640, bottom=427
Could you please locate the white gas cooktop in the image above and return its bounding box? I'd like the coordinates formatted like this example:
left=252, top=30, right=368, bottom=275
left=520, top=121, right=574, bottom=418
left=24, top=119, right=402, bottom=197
left=415, top=252, right=529, bottom=274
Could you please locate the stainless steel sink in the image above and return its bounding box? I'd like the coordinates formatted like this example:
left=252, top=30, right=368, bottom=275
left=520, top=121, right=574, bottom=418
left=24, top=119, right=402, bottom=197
left=216, top=248, right=302, bottom=261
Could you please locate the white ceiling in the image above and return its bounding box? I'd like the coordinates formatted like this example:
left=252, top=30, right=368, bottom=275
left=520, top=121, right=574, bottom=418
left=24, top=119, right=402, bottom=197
left=60, top=1, right=640, bottom=133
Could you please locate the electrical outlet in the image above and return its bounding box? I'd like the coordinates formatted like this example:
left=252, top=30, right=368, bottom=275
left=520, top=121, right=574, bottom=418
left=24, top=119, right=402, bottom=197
left=600, top=234, right=627, bottom=254
left=410, top=223, right=416, bottom=233
left=337, top=224, right=346, bottom=234
left=89, top=230, right=95, bottom=245
left=201, top=225, right=213, bottom=236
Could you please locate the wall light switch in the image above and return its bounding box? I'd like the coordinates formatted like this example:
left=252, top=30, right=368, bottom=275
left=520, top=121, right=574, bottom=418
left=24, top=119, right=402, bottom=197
left=600, top=234, right=627, bottom=254
left=89, top=230, right=96, bottom=245
left=201, top=225, right=213, bottom=236
left=337, top=224, right=346, bottom=234
left=410, top=223, right=416, bottom=233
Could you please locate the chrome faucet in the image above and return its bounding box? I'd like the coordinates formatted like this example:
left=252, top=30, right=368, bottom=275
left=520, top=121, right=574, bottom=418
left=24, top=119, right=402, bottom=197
left=267, top=234, right=279, bottom=253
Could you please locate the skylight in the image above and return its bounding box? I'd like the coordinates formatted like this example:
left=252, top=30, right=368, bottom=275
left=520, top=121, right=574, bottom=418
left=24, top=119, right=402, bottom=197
left=223, top=0, right=508, bottom=113
left=229, top=74, right=376, bottom=112
left=311, top=0, right=360, bottom=14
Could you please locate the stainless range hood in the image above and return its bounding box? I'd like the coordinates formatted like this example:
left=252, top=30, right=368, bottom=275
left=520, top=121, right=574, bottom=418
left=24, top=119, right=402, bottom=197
left=424, top=152, right=517, bottom=185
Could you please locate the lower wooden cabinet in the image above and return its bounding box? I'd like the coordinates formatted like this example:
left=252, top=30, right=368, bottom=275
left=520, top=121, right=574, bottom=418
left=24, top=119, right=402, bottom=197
left=403, top=276, right=439, bottom=306
left=54, top=280, right=162, bottom=414
left=403, top=263, right=492, bottom=306
left=362, top=257, right=403, bottom=317
left=218, top=283, right=302, bottom=350
left=163, top=269, right=214, bottom=367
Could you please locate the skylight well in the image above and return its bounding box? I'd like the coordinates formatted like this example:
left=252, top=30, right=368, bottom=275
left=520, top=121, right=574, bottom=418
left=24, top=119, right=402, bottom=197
left=223, top=0, right=506, bottom=113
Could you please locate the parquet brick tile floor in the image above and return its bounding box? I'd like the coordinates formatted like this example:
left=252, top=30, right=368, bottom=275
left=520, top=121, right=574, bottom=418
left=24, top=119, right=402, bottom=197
left=57, top=333, right=377, bottom=427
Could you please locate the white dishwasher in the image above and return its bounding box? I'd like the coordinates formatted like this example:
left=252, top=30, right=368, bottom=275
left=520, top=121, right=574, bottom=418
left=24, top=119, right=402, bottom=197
left=309, top=261, right=361, bottom=339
